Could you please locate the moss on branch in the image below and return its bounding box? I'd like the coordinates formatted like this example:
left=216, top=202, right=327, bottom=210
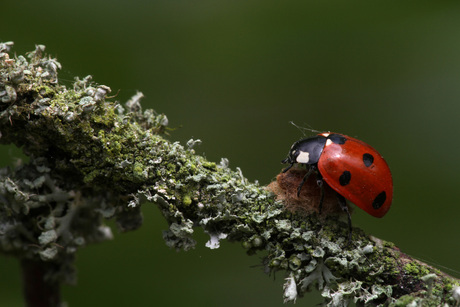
left=0, top=42, right=459, bottom=306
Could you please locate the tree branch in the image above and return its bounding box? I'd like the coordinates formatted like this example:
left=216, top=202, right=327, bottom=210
left=0, top=42, right=459, bottom=306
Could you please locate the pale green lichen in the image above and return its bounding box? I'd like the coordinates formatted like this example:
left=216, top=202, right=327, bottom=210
left=1, top=42, right=459, bottom=306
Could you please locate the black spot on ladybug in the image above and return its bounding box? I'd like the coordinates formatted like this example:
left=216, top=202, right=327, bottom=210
left=329, top=134, right=346, bottom=145
left=339, top=171, right=351, bottom=186
left=363, top=153, right=374, bottom=167
left=372, top=191, right=386, bottom=210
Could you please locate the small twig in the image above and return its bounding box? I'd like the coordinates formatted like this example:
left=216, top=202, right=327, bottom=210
left=21, top=259, right=61, bottom=307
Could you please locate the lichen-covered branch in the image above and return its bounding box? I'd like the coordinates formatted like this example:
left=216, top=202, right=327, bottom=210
left=0, top=42, right=459, bottom=307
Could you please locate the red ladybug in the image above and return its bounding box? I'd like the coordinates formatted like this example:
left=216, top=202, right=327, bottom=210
left=282, top=132, right=393, bottom=237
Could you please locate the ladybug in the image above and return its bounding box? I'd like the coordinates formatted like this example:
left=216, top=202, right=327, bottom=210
left=282, top=132, right=393, bottom=239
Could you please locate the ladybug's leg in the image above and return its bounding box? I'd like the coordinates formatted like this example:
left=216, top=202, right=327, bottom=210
left=316, top=171, right=324, bottom=214
left=282, top=162, right=294, bottom=173
left=337, top=194, right=352, bottom=242
left=296, top=166, right=315, bottom=197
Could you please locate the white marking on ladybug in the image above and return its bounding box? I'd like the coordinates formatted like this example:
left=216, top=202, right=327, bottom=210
left=321, top=132, right=330, bottom=137
left=325, top=139, right=333, bottom=146
left=296, top=151, right=310, bottom=163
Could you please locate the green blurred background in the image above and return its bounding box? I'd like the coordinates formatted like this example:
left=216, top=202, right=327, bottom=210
left=2, top=1, right=460, bottom=306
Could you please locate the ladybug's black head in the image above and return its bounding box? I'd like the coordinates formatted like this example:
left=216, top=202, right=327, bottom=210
left=282, top=136, right=327, bottom=172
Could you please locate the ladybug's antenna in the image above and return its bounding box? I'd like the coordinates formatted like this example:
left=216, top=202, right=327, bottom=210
left=289, top=121, right=321, bottom=136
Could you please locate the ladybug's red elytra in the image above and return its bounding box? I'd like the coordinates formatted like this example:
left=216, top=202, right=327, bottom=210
left=282, top=132, right=393, bottom=239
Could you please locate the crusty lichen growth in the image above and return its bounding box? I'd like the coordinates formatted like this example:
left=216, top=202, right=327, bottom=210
left=0, top=42, right=459, bottom=306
